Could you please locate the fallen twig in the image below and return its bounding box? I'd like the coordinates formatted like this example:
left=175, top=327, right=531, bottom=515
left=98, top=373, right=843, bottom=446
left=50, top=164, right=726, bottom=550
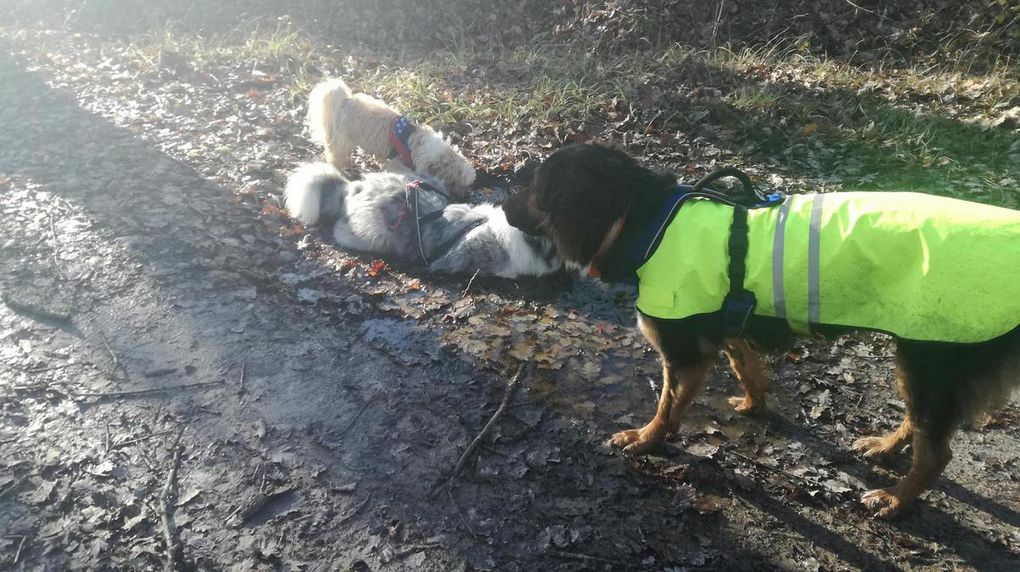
left=12, top=535, right=26, bottom=565
left=726, top=449, right=813, bottom=487
left=841, top=0, right=877, bottom=15
left=230, top=485, right=296, bottom=526
left=450, top=364, right=527, bottom=479
left=97, top=331, right=122, bottom=379
left=460, top=268, right=481, bottom=298
left=550, top=550, right=620, bottom=566
left=1, top=293, right=72, bottom=325
left=71, top=379, right=224, bottom=400
left=237, top=363, right=246, bottom=398
left=6, top=383, right=61, bottom=393
left=336, top=394, right=380, bottom=439
left=160, top=429, right=185, bottom=572
left=112, top=429, right=176, bottom=450
left=432, top=364, right=528, bottom=498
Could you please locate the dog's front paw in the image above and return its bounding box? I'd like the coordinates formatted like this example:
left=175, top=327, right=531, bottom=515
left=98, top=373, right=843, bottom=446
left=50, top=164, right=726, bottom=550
left=861, top=487, right=907, bottom=519
left=728, top=395, right=763, bottom=414
left=609, top=424, right=665, bottom=454
left=852, top=436, right=900, bottom=464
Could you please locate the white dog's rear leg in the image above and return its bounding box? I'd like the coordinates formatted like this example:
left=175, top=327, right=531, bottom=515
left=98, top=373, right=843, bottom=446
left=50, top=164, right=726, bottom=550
left=331, top=220, right=378, bottom=252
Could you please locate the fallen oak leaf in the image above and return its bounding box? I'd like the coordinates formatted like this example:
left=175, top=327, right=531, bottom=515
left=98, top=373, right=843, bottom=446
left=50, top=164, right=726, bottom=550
left=366, top=259, right=389, bottom=277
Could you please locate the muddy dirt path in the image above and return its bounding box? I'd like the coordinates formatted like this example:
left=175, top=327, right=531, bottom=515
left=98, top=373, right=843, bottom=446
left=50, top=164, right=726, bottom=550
left=1, top=28, right=1019, bottom=571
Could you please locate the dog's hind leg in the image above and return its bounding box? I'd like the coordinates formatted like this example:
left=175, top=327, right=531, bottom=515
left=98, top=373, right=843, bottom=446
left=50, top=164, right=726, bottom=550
left=723, top=338, right=767, bottom=413
left=331, top=220, right=381, bottom=253
left=861, top=424, right=953, bottom=518
left=861, top=342, right=960, bottom=518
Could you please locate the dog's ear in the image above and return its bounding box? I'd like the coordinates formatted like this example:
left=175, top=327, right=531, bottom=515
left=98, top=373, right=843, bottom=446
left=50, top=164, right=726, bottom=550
left=503, top=188, right=544, bottom=236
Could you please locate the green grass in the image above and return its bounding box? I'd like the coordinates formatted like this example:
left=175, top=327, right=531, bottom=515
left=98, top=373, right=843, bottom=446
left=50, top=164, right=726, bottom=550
left=120, top=22, right=1020, bottom=206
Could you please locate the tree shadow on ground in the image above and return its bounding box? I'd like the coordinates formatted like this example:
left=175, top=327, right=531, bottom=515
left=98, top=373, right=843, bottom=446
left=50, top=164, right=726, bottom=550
left=602, top=53, right=1020, bottom=208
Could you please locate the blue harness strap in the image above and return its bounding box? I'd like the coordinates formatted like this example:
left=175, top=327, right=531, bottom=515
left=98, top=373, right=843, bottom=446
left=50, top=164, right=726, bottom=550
left=388, top=116, right=417, bottom=169
left=623, top=174, right=785, bottom=335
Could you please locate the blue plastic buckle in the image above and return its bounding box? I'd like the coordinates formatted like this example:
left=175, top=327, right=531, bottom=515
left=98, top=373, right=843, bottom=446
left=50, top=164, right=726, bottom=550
left=754, top=191, right=785, bottom=208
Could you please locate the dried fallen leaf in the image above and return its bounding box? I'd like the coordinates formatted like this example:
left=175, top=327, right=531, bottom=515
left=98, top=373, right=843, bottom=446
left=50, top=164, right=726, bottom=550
left=280, top=224, right=305, bottom=238
left=366, top=259, right=388, bottom=277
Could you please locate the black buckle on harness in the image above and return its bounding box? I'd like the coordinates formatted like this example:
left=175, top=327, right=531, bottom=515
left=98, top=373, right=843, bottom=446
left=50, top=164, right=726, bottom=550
left=722, top=290, right=756, bottom=337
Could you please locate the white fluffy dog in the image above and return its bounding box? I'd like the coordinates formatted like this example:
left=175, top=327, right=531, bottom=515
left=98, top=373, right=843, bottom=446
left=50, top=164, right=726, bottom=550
left=307, top=78, right=476, bottom=200
left=285, top=163, right=561, bottom=278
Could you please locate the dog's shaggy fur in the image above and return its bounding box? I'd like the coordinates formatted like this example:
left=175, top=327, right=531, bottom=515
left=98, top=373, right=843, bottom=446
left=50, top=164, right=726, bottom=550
left=307, top=78, right=476, bottom=199
left=285, top=162, right=560, bottom=278
left=504, top=142, right=1020, bottom=518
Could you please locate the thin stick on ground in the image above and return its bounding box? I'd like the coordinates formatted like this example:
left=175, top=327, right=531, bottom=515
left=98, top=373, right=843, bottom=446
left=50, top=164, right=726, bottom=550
left=435, top=364, right=529, bottom=496
left=336, top=394, right=380, bottom=439
left=160, top=428, right=185, bottom=572
left=72, top=380, right=224, bottom=400
left=112, top=429, right=176, bottom=450
left=550, top=550, right=621, bottom=566
left=460, top=268, right=481, bottom=298
left=237, top=363, right=247, bottom=398
left=97, top=331, right=122, bottom=379
left=13, top=535, right=26, bottom=565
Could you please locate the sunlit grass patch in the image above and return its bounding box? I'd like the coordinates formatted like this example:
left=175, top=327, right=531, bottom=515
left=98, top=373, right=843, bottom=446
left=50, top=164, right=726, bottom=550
left=114, top=19, right=1018, bottom=206
left=124, top=19, right=314, bottom=75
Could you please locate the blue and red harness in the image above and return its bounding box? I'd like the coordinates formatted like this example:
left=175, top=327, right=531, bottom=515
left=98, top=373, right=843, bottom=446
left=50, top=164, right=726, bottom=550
left=388, top=116, right=416, bottom=169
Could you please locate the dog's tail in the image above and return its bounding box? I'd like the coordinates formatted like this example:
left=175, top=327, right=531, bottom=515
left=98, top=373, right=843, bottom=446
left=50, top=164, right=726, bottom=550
left=307, top=78, right=353, bottom=148
left=284, top=163, right=348, bottom=226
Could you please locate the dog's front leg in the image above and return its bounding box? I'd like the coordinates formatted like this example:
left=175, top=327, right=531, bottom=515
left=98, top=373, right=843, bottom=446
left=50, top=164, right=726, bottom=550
left=610, top=361, right=710, bottom=453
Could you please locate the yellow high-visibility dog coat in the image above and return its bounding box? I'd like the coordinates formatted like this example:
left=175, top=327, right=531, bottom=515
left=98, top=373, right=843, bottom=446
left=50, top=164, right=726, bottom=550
left=635, top=192, right=1020, bottom=343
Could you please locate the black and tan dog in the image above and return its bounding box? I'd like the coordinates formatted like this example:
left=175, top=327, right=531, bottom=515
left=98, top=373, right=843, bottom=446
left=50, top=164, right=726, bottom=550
left=503, top=142, right=1020, bottom=518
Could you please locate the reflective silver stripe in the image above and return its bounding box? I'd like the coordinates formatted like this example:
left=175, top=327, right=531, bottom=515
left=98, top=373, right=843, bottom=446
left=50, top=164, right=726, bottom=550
left=807, top=193, right=825, bottom=324
left=771, top=199, right=793, bottom=319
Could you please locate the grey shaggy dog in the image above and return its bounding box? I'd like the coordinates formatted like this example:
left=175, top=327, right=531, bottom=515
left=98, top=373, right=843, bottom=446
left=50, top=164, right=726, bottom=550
left=284, top=163, right=562, bottom=278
